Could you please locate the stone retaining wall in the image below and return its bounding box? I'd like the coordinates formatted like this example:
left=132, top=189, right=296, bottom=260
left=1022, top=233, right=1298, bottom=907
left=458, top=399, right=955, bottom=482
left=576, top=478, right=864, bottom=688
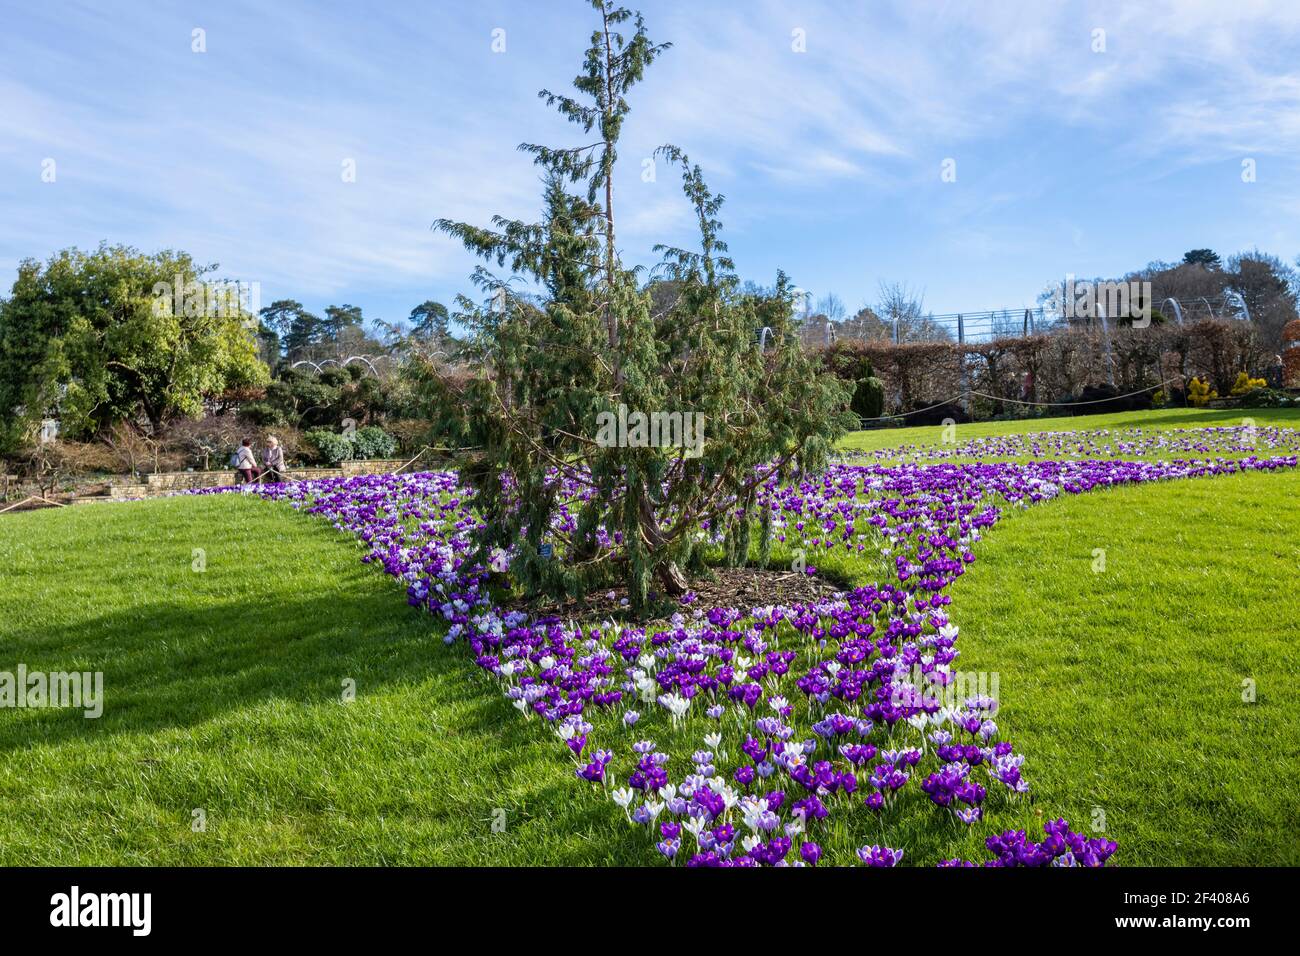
left=141, top=468, right=346, bottom=491
left=102, top=467, right=348, bottom=498
left=58, top=459, right=422, bottom=502
left=339, top=459, right=408, bottom=476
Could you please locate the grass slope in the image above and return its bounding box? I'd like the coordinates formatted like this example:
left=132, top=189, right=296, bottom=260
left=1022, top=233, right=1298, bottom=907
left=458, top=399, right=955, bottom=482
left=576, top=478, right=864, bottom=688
left=838, top=405, right=1300, bottom=458
left=2, top=408, right=1297, bottom=864
left=947, top=469, right=1300, bottom=865
left=0, top=495, right=632, bottom=864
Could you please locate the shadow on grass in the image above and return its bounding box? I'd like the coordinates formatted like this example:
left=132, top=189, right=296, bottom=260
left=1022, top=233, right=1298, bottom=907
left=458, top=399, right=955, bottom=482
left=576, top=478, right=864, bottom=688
left=1093, top=408, right=1292, bottom=428
left=2, top=591, right=445, bottom=747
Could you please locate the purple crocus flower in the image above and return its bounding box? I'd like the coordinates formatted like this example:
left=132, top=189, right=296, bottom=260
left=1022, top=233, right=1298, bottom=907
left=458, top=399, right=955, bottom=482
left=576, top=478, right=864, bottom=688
left=857, top=845, right=904, bottom=867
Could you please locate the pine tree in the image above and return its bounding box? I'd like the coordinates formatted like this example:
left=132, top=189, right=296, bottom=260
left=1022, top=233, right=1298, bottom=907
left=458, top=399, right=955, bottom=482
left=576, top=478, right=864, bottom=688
left=322, top=304, right=364, bottom=342
left=260, top=300, right=326, bottom=358
left=428, top=0, right=850, bottom=612
left=409, top=300, right=450, bottom=342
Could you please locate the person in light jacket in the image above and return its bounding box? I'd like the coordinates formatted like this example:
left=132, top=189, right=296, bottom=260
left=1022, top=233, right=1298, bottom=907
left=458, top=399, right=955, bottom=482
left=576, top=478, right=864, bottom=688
left=234, top=439, right=261, bottom=484
left=263, top=436, right=286, bottom=481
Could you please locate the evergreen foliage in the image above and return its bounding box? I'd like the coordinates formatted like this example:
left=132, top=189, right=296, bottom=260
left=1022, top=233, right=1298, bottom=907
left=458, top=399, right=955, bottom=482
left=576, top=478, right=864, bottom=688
left=426, top=1, right=851, bottom=611
left=851, top=363, right=886, bottom=421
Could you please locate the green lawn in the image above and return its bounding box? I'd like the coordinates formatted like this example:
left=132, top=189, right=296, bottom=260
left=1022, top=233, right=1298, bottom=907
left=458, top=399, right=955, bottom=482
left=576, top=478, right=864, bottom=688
left=0, top=496, right=632, bottom=864
left=2, top=407, right=1298, bottom=864
left=948, top=469, right=1300, bottom=865
left=838, top=405, right=1300, bottom=459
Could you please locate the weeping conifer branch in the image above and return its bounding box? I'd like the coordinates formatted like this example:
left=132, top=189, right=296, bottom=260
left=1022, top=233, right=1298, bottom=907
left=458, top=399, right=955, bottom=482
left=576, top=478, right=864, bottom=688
left=421, top=1, right=851, bottom=614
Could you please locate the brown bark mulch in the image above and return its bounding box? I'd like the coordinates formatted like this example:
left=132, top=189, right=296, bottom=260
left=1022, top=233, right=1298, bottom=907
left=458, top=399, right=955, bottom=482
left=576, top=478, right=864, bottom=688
left=498, top=566, right=846, bottom=629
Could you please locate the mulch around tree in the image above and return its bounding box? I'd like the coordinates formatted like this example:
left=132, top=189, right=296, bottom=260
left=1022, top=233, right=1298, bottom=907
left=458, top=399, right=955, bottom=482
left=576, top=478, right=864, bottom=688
left=498, top=566, right=846, bottom=629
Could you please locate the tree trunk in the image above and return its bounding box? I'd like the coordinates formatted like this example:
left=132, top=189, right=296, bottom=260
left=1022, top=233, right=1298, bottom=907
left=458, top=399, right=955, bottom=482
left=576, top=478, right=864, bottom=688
left=657, top=559, right=689, bottom=595
left=636, top=476, right=688, bottom=596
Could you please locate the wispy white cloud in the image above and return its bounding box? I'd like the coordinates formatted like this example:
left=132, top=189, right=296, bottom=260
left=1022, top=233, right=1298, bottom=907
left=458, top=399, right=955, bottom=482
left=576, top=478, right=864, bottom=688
left=1, top=0, right=1298, bottom=315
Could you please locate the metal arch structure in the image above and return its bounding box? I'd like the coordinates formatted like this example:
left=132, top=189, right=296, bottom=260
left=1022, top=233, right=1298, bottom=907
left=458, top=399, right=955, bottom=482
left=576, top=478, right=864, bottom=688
left=289, top=359, right=336, bottom=374
left=340, top=355, right=386, bottom=377
left=787, top=293, right=1255, bottom=348
left=1162, top=297, right=1185, bottom=326
left=757, top=326, right=773, bottom=352
left=1095, top=302, right=1117, bottom=387
left=1222, top=290, right=1251, bottom=323
left=1153, top=294, right=1252, bottom=326
left=1161, top=298, right=1189, bottom=379
left=290, top=354, right=391, bottom=377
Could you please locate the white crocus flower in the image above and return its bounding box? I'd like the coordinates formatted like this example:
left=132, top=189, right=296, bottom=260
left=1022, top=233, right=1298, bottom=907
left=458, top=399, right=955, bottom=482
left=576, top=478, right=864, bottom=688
left=658, top=692, right=690, bottom=722
left=611, top=788, right=635, bottom=809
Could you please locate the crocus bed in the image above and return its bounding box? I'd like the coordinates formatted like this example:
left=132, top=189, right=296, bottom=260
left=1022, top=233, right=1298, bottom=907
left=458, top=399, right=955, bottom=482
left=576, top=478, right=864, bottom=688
left=191, top=423, right=1300, bottom=866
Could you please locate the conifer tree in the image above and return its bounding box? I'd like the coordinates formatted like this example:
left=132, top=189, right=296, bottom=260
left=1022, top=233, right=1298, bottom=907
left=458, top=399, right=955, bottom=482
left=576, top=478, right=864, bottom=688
left=429, top=0, right=850, bottom=611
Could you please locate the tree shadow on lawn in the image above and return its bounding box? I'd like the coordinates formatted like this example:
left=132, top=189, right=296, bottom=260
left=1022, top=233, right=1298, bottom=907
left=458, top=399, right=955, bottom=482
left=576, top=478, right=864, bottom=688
left=0, top=495, right=653, bottom=863
left=1, top=586, right=652, bottom=864
left=1074, top=407, right=1300, bottom=429
left=1, top=591, right=438, bottom=747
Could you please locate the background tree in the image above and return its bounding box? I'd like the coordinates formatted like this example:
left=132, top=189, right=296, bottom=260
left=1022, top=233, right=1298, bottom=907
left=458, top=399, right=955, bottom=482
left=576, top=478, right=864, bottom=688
left=240, top=363, right=390, bottom=430
left=814, top=293, right=847, bottom=325
left=0, top=244, right=267, bottom=452
left=836, top=305, right=890, bottom=342
left=1183, top=248, right=1222, bottom=269
left=265, top=300, right=326, bottom=359
left=875, top=281, right=950, bottom=342
left=797, top=292, right=849, bottom=348
left=1127, top=252, right=1298, bottom=348
left=257, top=300, right=306, bottom=340
left=408, top=300, right=450, bottom=342
left=1226, top=251, right=1299, bottom=349
left=255, top=323, right=282, bottom=369
left=322, top=304, right=365, bottom=342
left=426, top=0, right=850, bottom=611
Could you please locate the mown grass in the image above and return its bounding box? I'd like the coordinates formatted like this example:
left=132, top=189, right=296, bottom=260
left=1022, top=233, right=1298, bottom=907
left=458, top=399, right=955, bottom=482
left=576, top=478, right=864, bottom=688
left=838, top=405, right=1300, bottom=460
left=0, top=496, right=633, bottom=864
left=948, top=469, right=1300, bottom=865
left=2, top=406, right=1298, bottom=864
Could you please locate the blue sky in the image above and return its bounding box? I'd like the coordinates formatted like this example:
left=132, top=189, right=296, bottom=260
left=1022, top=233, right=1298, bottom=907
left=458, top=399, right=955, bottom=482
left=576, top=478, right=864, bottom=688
left=3, top=0, right=1300, bottom=326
